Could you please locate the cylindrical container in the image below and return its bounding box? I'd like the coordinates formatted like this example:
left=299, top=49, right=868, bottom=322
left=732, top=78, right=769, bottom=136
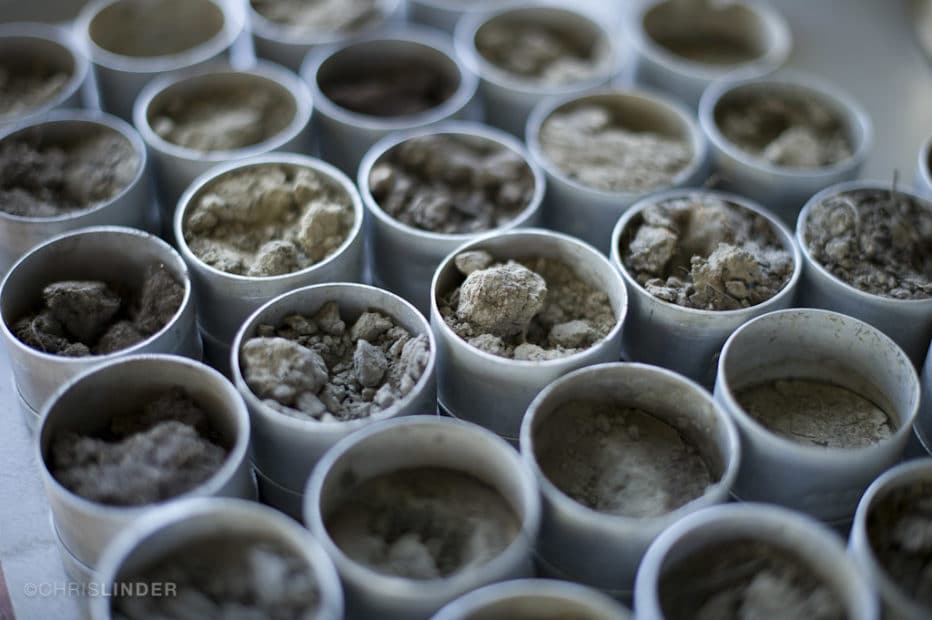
left=796, top=181, right=932, bottom=367
left=51, top=513, right=97, bottom=585
left=714, top=309, right=921, bottom=524
left=634, top=504, right=878, bottom=620
left=431, top=228, right=627, bottom=441
left=37, top=354, right=255, bottom=570
left=75, top=0, right=245, bottom=120
left=0, top=226, right=201, bottom=431
left=454, top=4, right=619, bottom=137
left=300, top=26, right=479, bottom=175
left=249, top=0, right=403, bottom=72
left=174, top=154, right=364, bottom=372
left=304, top=416, right=541, bottom=620
left=231, top=283, right=437, bottom=506
left=521, top=363, right=740, bottom=596
left=0, top=110, right=153, bottom=274
left=0, top=24, right=89, bottom=128
left=699, top=72, right=873, bottom=226
left=408, top=0, right=514, bottom=33
left=628, top=0, right=791, bottom=107
left=90, top=497, right=343, bottom=620
left=918, top=135, right=932, bottom=200
left=610, top=189, right=802, bottom=386
left=254, top=465, right=304, bottom=521
left=432, top=579, right=632, bottom=620
left=849, top=459, right=932, bottom=620
left=525, top=88, right=707, bottom=254
left=920, top=342, right=932, bottom=453
left=133, top=61, right=313, bottom=219
left=358, top=121, right=546, bottom=315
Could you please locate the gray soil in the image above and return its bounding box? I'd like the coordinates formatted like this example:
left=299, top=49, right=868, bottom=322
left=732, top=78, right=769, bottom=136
left=184, top=164, right=354, bottom=277
left=369, top=134, right=535, bottom=234
left=535, top=400, right=714, bottom=518
left=151, top=82, right=294, bottom=152
left=475, top=19, right=609, bottom=85
left=90, top=0, right=223, bottom=58
left=13, top=267, right=184, bottom=357
left=658, top=539, right=844, bottom=620
left=867, top=481, right=932, bottom=611
left=804, top=188, right=932, bottom=299
left=0, top=128, right=137, bottom=218
left=0, top=60, right=68, bottom=120
left=622, top=195, right=793, bottom=310
left=539, top=104, right=692, bottom=192
left=651, top=32, right=761, bottom=65
left=736, top=379, right=895, bottom=449
left=251, top=0, right=380, bottom=32
left=439, top=251, right=616, bottom=360
left=716, top=93, right=852, bottom=168
left=318, top=59, right=457, bottom=117
left=326, top=467, right=520, bottom=580
left=51, top=388, right=227, bottom=507
left=241, top=301, right=429, bottom=422
left=113, top=537, right=318, bottom=620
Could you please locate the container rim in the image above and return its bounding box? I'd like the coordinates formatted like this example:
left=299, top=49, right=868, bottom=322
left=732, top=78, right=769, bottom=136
left=920, top=135, right=932, bottom=190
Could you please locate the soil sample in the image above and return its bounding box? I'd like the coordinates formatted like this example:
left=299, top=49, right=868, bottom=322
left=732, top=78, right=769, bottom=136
left=0, top=58, right=69, bottom=120
left=251, top=0, right=380, bottom=33
left=645, top=1, right=764, bottom=66
left=475, top=18, right=609, bottom=85
left=716, top=92, right=852, bottom=168
left=369, top=134, right=535, bottom=234
left=89, top=0, right=224, bottom=59
left=658, top=539, right=845, bottom=620
left=51, top=387, right=228, bottom=506
left=13, top=267, right=184, bottom=357
left=804, top=188, right=932, bottom=300
left=240, top=301, right=430, bottom=422
left=318, top=58, right=458, bottom=117
left=326, top=467, right=520, bottom=580
left=112, top=536, right=319, bottom=620
left=183, top=164, right=355, bottom=276
left=867, top=481, right=932, bottom=611
left=0, top=127, right=137, bottom=218
left=622, top=195, right=793, bottom=310
left=439, top=251, right=615, bottom=360
left=539, top=104, right=692, bottom=192
left=736, top=379, right=895, bottom=449
left=535, top=400, right=714, bottom=518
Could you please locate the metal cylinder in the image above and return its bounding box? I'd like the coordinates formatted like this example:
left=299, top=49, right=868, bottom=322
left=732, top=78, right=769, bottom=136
left=37, top=354, right=255, bottom=570
left=918, top=135, right=932, bottom=200
left=304, top=416, right=541, bottom=620
left=300, top=26, right=479, bottom=175
left=454, top=3, right=620, bottom=137
left=430, top=228, right=627, bottom=441
left=231, top=282, right=437, bottom=497
left=432, top=579, right=632, bottom=620
left=133, top=61, right=313, bottom=220
left=75, top=0, right=245, bottom=120
left=699, top=72, right=873, bottom=226
left=89, top=497, right=343, bottom=620
left=0, top=23, right=89, bottom=128
left=525, top=88, right=708, bottom=254
left=714, top=309, right=921, bottom=524
left=919, top=342, right=932, bottom=454
left=520, top=362, right=740, bottom=597
left=628, top=0, right=791, bottom=108
left=254, top=465, right=305, bottom=522
left=634, top=504, right=878, bottom=620
left=0, top=226, right=202, bottom=430
left=795, top=180, right=932, bottom=367
left=50, top=513, right=97, bottom=586
left=0, top=111, right=154, bottom=275
left=358, top=121, right=546, bottom=315
left=610, top=189, right=802, bottom=387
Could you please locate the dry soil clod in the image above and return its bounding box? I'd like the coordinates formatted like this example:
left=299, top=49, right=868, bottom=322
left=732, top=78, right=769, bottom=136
left=0, top=59, right=69, bottom=120
left=251, top=0, right=380, bottom=33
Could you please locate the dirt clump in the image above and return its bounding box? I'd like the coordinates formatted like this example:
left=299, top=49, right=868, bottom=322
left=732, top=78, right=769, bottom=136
left=13, top=267, right=184, bottom=357
left=326, top=467, right=520, bottom=580
left=369, top=134, right=535, bottom=234
left=251, top=0, right=380, bottom=32
left=51, top=387, right=228, bottom=506
left=439, top=251, right=615, bottom=360
left=183, top=164, right=354, bottom=276
left=658, top=539, right=844, bottom=620
left=0, top=59, right=68, bottom=120
left=804, top=188, right=932, bottom=300
left=622, top=194, right=793, bottom=310
left=539, top=104, right=692, bottom=192
left=0, top=128, right=137, bottom=218
left=241, top=301, right=429, bottom=422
